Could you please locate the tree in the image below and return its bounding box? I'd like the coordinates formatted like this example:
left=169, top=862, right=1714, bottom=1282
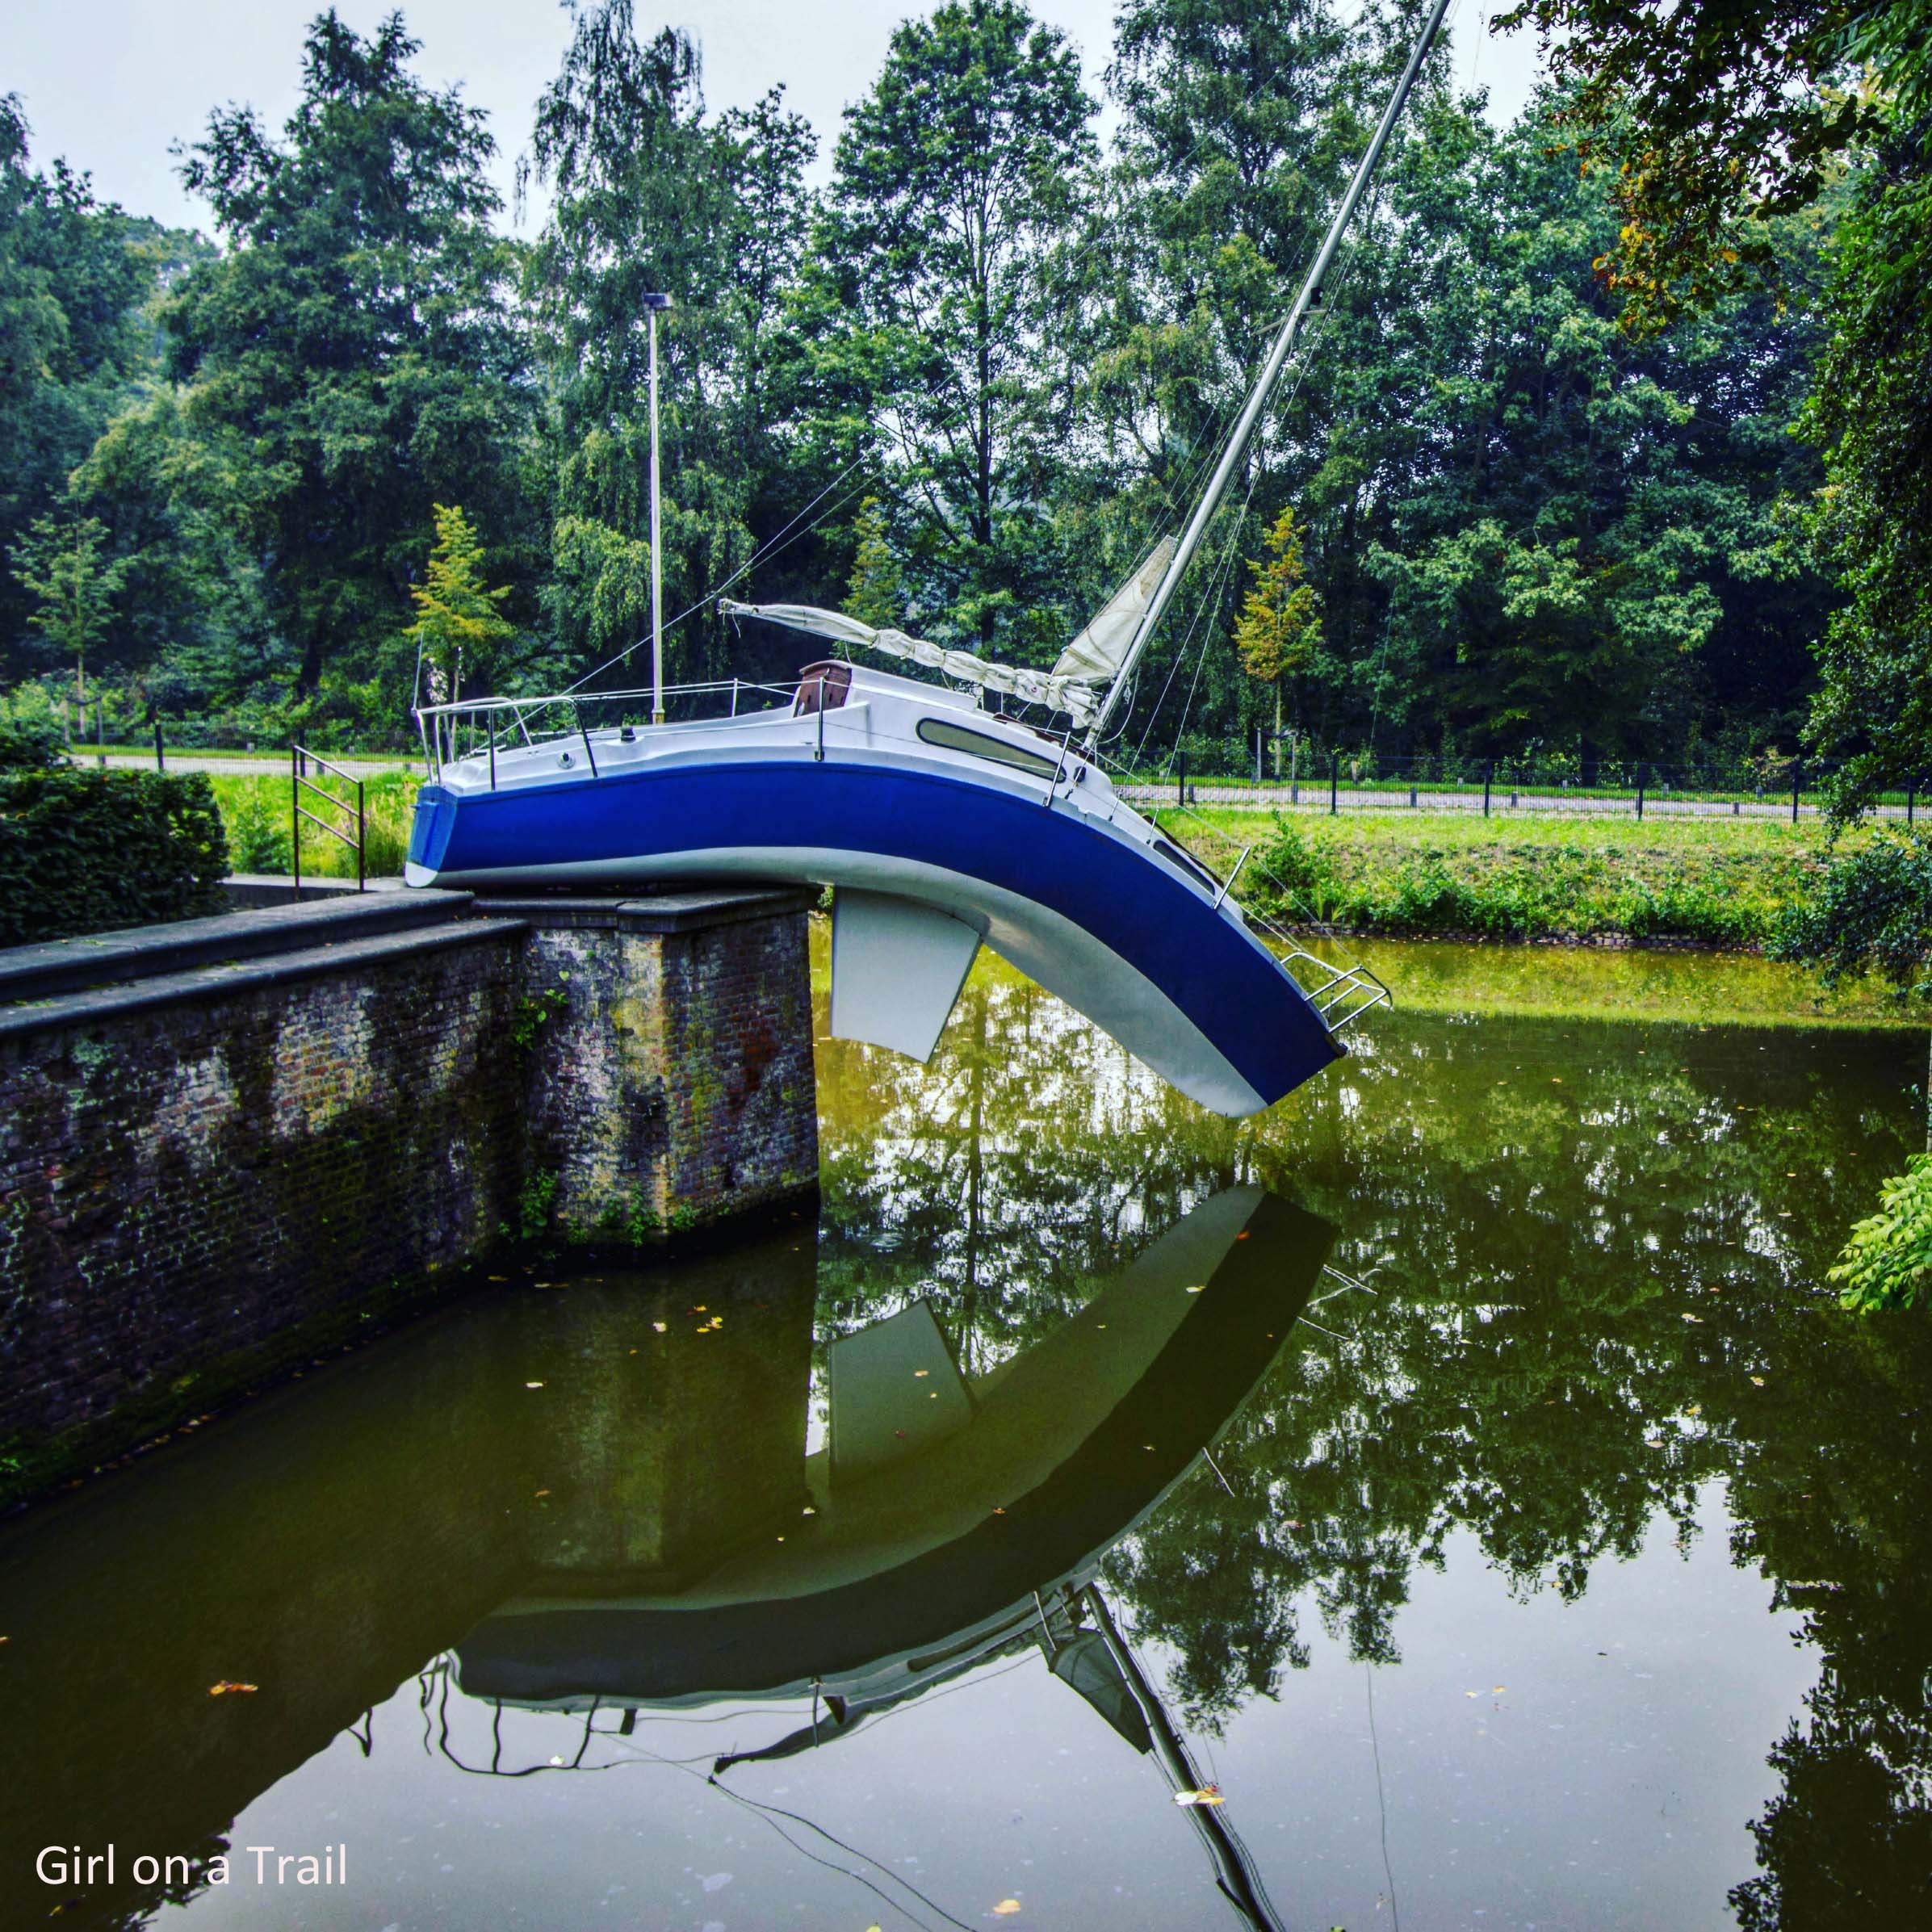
left=845, top=497, right=905, bottom=629
left=166, top=10, right=535, bottom=706
left=400, top=504, right=517, bottom=702
left=0, top=96, right=153, bottom=666
left=524, top=2, right=818, bottom=688
left=1491, top=0, right=1924, bottom=330
left=1799, top=128, right=1932, bottom=818
left=802, top=0, right=1097, bottom=655
left=1233, top=505, right=1322, bottom=756
left=9, top=513, right=127, bottom=708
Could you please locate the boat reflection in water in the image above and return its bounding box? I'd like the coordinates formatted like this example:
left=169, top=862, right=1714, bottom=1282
left=453, top=1186, right=1333, bottom=1930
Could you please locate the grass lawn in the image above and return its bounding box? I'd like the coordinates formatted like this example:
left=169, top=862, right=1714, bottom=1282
left=208, top=769, right=421, bottom=878
left=1163, top=807, right=1855, bottom=950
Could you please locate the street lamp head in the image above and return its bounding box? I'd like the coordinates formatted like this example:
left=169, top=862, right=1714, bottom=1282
left=643, top=292, right=674, bottom=312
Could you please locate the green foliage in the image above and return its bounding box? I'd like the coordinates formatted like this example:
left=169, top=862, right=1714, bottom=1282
left=0, top=768, right=228, bottom=944
left=1491, top=1, right=1913, bottom=329
left=203, top=769, right=416, bottom=879
left=402, top=503, right=517, bottom=700
left=1234, top=507, right=1322, bottom=723
left=8, top=513, right=127, bottom=698
left=1828, top=1153, right=1932, bottom=1311
left=1770, top=829, right=1932, bottom=994
left=0, top=0, right=1900, bottom=779
left=512, top=1169, right=559, bottom=1243
left=0, top=705, right=61, bottom=771
left=220, top=784, right=291, bottom=874
left=845, top=497, right=904, bottom=629
left=1800, top=128, right=1932, bottom=821
left=164, top=10, right=537, bottom=703
left=1247, top=814, right=1815, bottom=945
left=523, top=2, right=817, bottom=687
left=803, top=0, right=1096, bottom=655
left=0, top=96, right=155, bottom=664
left=510, top=973, right=572, bottom=1051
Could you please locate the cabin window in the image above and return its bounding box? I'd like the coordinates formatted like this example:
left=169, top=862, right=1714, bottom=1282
left=916, top=717, right=1060, bottom=778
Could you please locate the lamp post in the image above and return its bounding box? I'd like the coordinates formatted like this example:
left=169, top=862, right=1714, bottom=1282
left=644, top=292, right=673, bottom=724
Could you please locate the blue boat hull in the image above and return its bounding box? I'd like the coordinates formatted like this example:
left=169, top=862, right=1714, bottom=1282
left=408, top=757, right=1341, bottom=1113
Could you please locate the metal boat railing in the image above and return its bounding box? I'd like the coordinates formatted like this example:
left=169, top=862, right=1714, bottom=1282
left=413, top=679, right=798, bottom=785
left=1088, top=743, right=1392, bottom=1040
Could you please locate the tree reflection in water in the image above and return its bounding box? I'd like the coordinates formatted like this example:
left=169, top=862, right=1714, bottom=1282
left=815, top=937, right=1932, bottom=1926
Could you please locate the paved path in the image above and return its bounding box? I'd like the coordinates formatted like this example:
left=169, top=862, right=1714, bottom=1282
left=1117, top=783, right=1922, bottom=823
left=93, top=753, right=413, bottom=779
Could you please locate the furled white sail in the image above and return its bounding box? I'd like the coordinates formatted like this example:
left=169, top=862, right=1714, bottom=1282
left=1052, top=538, right=1176, bottom=686
left=719, top=599, right=1101, bottom=723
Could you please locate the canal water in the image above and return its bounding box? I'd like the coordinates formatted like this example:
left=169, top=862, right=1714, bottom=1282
left=4, top=940, right=1930, bottom=1930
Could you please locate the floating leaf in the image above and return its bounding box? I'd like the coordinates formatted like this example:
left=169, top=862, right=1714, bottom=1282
left=1492, top=1685, right=1507, bottom=1694
left=525, top=1381, right=544, bottom=1389
left=913, top=1368, right=930, bottom=1377
left=1750, top=1375, right=1766, bottom=1386
left=208, top=1681, right=258, bottom=1696
left=1174, top=1786, right=1224, bottom=1807
left=994, top=1898, right=1024, bottom=1913
left=652, top=1322, right=668, bottom=1333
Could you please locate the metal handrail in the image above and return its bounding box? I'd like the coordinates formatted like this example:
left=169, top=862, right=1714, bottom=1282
left=291, top=744, right=365, bottom=897
left=1094, top=744, right=1393, bottom=1039
left=413, top=680, right=800, bottom=782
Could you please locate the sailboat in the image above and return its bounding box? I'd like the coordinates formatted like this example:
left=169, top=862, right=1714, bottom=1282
left=449, top=1185, right=1335, bottom=1930
left=404, top=0, right=1451, bottom=1116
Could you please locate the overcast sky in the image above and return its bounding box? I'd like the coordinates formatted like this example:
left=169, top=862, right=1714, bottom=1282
left=4, top=2, right=1544, bottom=236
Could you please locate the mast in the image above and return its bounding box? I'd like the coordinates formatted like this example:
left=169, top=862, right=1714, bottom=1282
left=645, top=291, right=673, bottom=724
left=1085, top=1587, right=1282, bottom=1931
left=1084, top=0, right=1455, bottom=748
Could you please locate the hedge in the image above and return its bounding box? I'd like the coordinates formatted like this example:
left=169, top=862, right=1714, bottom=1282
left=0, top=769, right=231, bottom=946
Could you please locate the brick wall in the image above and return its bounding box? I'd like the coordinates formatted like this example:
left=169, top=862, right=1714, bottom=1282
left=0, top=891, right=818, bottom=1503
left=500, top=894, right=819, bottom=1242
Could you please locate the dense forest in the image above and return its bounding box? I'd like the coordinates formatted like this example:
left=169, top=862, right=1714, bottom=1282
left=0, top=0, right=1924, bottom=785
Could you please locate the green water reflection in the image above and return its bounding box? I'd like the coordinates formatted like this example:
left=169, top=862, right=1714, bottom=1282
left=0, top=937, right=1926, bottom=1930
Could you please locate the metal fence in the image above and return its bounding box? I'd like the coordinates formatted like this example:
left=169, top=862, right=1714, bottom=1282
left=1114, top=748, right=1929, bottom=824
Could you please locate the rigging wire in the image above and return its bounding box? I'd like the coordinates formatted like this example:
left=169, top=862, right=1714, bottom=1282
left=1121, top=191, right=1388, bottom=773
left=556, top=6, right=1437, bottom=699
left=1367, top=1661, right=1403, bottom=1932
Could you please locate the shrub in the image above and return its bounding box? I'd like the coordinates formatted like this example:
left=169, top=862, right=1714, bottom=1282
left=1829, top=1153, right=1932, bottom=1313
left=1770, top=831, right=1932, bottom=995
left=222, top=784, right=293, bottom=873
left=0, top=769, right=230, bottom=945
left=0, top=715, right=63, bottom=772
